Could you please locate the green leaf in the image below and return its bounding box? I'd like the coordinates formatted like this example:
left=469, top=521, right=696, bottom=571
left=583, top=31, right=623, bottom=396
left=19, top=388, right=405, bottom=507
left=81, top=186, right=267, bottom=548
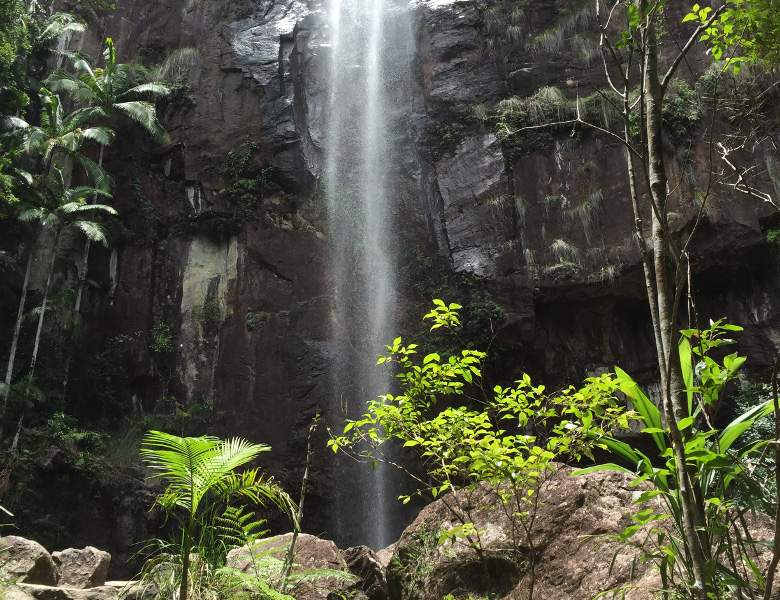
left=676, top=416, right=694, bottom=431
left=571, top=463, right=635, bottom=476
left=679, top=336, right=694, bottom=415
left=615, top=366, right=665, bottom=451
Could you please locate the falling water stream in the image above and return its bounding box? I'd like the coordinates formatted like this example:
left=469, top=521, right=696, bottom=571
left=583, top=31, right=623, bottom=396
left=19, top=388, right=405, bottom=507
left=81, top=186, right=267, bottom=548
left=321, top=0, right=414, bottom=549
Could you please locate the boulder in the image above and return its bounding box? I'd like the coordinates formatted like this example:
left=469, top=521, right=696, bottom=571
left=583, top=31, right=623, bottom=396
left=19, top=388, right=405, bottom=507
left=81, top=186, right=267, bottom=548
left=104, top=580, right=156, bottom=600
left=0, top=537, right=58, bottom=585
left=375, top=543, right=396, bottom=569
left=16, top=585, right=118, bottom=600
left=343, top=545, right=387, bottom=600
left=386, top=467, right=661, bottom=600
left=52, top=548, right=111, bottom=589
left=1, top=584, right=36, bottom=600
left=226, top=533, right=351, bottom=600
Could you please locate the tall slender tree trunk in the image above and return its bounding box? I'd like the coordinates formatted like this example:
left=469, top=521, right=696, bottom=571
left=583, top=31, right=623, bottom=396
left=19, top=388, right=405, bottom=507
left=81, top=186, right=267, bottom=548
left=63, top=144, right=105, bottom=400
left=26, top=230, right=60, bottom=397
left=2, top=250, right=33, bottom=415
left=641, top=4, right=708, bottom=595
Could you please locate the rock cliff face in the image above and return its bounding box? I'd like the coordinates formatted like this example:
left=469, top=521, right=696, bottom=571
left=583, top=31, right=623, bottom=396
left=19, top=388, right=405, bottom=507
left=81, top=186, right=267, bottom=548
left=5, top=0, right=780, bottom=563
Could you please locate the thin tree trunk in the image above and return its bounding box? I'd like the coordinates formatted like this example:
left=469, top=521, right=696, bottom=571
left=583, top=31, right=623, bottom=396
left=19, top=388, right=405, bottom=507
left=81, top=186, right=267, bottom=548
left=2, top=250, right=33, bottom=415
left=280, top=420, right=317, bottom=592
left=763, top=352, right=780, bottom=600
left=641, top=4, right=708, bottom=595
left=73, top=144, right=104, bottom=315
left=26, top=231, right=60, bottom=397
left=180, top=518, right=192, bottom=600
left=63, top=144, right=104, bottom=400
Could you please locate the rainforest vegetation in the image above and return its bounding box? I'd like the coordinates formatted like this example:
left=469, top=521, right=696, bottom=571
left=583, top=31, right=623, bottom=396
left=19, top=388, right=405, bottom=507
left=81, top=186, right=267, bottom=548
left=1, top=0, right=780, bottom=599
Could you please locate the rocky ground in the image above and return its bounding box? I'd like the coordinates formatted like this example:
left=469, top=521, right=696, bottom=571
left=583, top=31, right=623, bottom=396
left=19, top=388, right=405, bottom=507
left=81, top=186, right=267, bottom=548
left=3, top=466, right=777, bottom=600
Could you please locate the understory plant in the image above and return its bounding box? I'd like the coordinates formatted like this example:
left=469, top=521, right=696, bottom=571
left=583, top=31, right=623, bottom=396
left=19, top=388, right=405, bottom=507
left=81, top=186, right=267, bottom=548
left=579, top=321, right=777, bottom=599
left=140, top=431, right=299, bottom=600
left=329, top=300, right=632, bottom=598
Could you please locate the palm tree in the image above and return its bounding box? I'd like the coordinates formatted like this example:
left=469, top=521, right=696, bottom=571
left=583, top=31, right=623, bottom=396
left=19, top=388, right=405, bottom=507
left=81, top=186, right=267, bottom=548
left=141, top=431, right=297, bottom=600
left=21, top=89, right=114, bottom=190
left=1, top=99, right=112, bottom=413
left=46, top=38, right=170, bottom=146
left=17, top=164, right=116, bottom=394
left=46, top=38, right=170, bottom=357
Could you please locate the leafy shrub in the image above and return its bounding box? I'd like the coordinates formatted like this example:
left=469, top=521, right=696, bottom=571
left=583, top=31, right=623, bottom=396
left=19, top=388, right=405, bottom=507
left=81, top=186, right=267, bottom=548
left=150, top=323, right=174, bottom=354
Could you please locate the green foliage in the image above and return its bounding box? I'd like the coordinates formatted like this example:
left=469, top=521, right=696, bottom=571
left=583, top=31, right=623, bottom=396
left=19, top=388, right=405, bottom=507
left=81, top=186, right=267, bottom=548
left=419, top=120, right=461, bottom=162
left=0, top=4, right=84, bottom=116
left=0, top=0, right=33, bottom=116
left=685, top=1, right=780, bottom=71
left=245, top=310, right=270, bottom=332
left=156, top=81, right=196, bottom=120
left=730, top=383, right=777, bottom=510
left=150, top=323, right=174, bottom=354
left=393, top=523, right=454, bottom=598
left=584, top=321, right=775, bottom=599
left=221, top=141, right=260, bottom=180
left=141, top=431, right=298, bottom=600
left=329, top=301, right=630, bottom=577
left=494, top=101, right=555, bottom=162
left=219, top=141, right=273, bottom=221
left=399, top=249, right=504, bottom=357
left=144, top=47, right=199, bottom=121
left=662, top=79, right=702, bottom=146
left=194, top=298, right=224, bottom=336
left=46, top=37, right=170, bottom=144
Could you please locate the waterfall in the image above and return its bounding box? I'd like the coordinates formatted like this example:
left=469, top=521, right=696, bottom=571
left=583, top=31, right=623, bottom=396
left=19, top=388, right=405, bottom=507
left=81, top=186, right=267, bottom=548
left=321, top=0, right=414, bottom=549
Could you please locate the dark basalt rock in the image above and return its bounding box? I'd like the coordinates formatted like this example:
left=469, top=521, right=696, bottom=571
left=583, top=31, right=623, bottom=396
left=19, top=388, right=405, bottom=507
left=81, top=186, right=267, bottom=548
left=3, top=0, right=777, bottom=572
left=343, top=545, right=388, bottom=600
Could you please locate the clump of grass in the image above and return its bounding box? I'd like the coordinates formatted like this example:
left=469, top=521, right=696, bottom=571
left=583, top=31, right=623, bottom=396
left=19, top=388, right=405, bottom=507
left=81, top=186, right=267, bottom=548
left=498, top=96, right=524, bottom=114
left=523, top=248, right=536, bottom=269
left=550, top=238, right=581, bottom=264
left=530, top=3, right=597, bottom=57
left=514, top=196, right=528, bottom=228
left=571, top=34, right=600, bottom=68
left=470, top=103, right=489, bottom=122
left=528, top=87, right=569, bottom=125
left=563, top=188, right=603, bottom=245
left=531, top=29, right=564, bottom=55
left=540, top=194, right=564, bottom=218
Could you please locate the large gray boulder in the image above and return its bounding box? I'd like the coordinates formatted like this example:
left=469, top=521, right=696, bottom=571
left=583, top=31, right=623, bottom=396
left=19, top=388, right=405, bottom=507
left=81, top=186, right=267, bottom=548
left=16, top=584, right=118, bottom=600
left=1, top=584, right=37, bottom=600
left=0, top=537, right=58, bottom=586
left=386, top=467, right=663, bottom=600
left=52, top=547, right=111, bottom=589
left=227, top=533, right=352, bottom=600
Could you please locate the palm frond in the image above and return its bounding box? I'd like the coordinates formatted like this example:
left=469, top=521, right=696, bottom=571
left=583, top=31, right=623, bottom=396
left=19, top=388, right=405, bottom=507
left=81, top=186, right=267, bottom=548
left=73, top=58, right=95, bottom=75
left=64, top=106, right=107, bottom=131
left=142, top=432, right=273, bottom=517
left=76, top=203, right=117, bottom=215
left=42, top=212, right=60, bottom=229
left=45, top=69, right=80, bottom=93
left=67, top=186, right=112, bottom=201
left=17, top=207, right=43, bottom=222
left=73, top=221, right=109, bottom=246
left=72, top=154, right=113, bottom=192
left=1, top=116, right=29, bottom=132
left=81, top=126, right=115, bottom=147
left=125, top=83, right=171, bottom=98
left=39, top=14, right=85, bottom=44
left=115, top=102, right=170, bottom=144
left=73, top=87, right=99, bottom=105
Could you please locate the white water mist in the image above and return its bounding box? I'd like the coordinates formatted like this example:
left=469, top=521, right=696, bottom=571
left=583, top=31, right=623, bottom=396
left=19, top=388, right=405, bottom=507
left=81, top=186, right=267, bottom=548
left=321, top=0, right=414, bottom=549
